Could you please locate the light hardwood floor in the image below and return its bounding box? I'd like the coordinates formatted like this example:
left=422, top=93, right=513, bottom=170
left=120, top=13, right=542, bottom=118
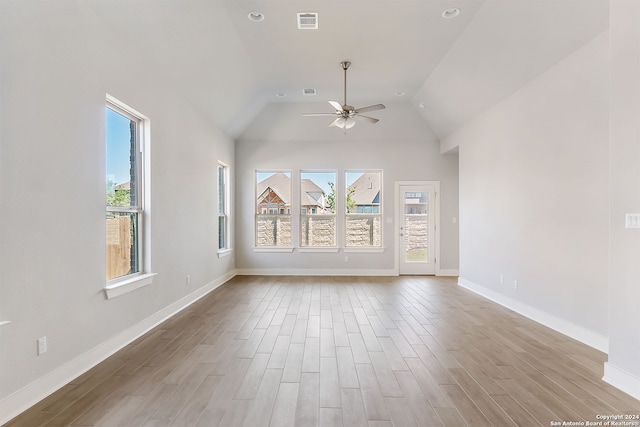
left=6, top=276, right=639, bottom=426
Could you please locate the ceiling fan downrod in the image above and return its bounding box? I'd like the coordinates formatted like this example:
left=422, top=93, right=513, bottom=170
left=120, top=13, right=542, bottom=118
left=341, top=61, right=351, bottom=108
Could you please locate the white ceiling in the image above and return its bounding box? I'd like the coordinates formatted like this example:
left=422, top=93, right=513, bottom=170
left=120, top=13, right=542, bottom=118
left=90, top=0, right=609, bottom=140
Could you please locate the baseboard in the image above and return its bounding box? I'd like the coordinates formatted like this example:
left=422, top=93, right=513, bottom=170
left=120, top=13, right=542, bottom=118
left=457, top=277, right=608, bottom=353
left=603, top=362, right=640, bottom=401
left=0, top=269, right=237, bottom=426
left=236, top=268, right=397, bottom=276
left=437, top=269, right=459, bottom=277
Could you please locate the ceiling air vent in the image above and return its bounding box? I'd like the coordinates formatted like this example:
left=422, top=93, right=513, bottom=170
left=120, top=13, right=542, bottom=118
left=297, top=12, right=318, bottom=30
left=303, top=88, right=317, bottom=96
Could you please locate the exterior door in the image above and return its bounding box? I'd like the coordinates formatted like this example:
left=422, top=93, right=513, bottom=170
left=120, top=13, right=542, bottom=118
left=397, top=183, right=436, bottom=275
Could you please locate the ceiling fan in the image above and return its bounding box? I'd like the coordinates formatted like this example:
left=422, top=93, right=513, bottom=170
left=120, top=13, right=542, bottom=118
left=303, top=61, right=385, bottom=129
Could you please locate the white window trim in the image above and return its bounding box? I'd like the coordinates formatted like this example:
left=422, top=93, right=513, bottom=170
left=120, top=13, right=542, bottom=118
left=105, top=94, right=154, bottom=296
left=255, top=170, right=293, bottom=249
left=217, top=248, right=233, bottom=258
left=105, top=273, right=157, bottom=299
left=298, top=247, right=340, bottom=253
left=218, top=161, right=230, bottom=252
left=343, top=247, right=385, bottom=253
left=253, top=246, right=295, bottom=253
left=300, top=169, right=338, bottom=250
left=344, top=169, right=383, bottom=249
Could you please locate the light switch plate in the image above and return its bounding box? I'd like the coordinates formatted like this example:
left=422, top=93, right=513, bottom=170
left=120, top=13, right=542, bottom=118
left=625, top=213, right=640, bottom=228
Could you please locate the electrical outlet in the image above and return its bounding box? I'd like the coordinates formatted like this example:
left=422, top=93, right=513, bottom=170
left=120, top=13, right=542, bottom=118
left=500, top=275, right=504, bottom=284
left=513, top=280, right=518, bottom=290
left=37, top=336, right=47, bottom=355
left=344, top=256, right=349, bottom=263
left=186, top=275, right=190, bottom=285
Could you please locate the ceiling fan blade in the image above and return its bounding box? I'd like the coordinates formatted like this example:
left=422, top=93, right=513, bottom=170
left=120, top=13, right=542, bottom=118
left=328, top=101, right=344, bottom=112
left=354, top=115, right=379, bottom=124
left=303, top=113, right=339, bottom=117
left=354, top=104, right=386, bottom=114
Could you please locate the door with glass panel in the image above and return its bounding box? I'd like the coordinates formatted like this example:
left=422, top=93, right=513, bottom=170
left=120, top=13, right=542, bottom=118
left=398, top=184, right=436, bottom=275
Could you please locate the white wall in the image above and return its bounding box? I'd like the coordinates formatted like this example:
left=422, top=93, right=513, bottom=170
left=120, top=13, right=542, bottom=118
left=236, top=102, right=459, bottom=274
left=605, top=0, right=640, bottom=399
left=0, top=1, right=235, bottom=418
left=445, top=31, right=610, bottom=349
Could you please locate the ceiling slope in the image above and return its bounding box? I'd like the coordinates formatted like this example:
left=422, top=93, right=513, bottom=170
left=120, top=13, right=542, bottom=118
left=414, top=0, right=609, bottom=140
left=89, top=0, right=609, bottom=140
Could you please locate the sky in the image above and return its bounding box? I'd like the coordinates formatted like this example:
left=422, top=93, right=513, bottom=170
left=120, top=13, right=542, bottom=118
left=106, top=107, right=133, bottom=186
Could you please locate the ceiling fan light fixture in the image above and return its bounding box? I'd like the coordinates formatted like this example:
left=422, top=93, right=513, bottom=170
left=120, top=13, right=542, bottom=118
left=442, top=8, right=460, bottom=19
left=334, top=117, right=356, bottom=129
left=248, top=11, right=265, bottom=22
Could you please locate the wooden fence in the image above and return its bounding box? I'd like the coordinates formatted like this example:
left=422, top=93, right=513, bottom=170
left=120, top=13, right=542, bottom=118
left=106, top=215, right=131, bottom=280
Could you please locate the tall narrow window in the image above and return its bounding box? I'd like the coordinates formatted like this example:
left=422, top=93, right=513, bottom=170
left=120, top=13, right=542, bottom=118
left=218, top=162, right=229, bottom=250
left=300, top=171, right=336, bottom=247
left=345, top=170, right=382, bottom=247
left=256, top=171, right=292, bottom=247
left=106, top=100, right=145, bottom=281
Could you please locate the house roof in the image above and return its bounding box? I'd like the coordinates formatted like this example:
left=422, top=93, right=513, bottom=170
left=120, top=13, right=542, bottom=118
left=115, top=182, right=130, bottom=191
left=257, top=173, right=291, bottom=205
left=349, top=173, right=380, bottom=205
left=301, top=179, right=326, bottom=207
left=257, top=175, right=328, bottom=207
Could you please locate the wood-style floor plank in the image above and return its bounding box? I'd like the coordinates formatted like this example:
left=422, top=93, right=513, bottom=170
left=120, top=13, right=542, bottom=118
left=6, top=275, right=639, bottom=427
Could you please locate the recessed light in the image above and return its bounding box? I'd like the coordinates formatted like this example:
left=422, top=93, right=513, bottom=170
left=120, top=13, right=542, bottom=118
left=395, top=91, right=405, bottom=96
left=442, top=8, right=460, bottom=19
left=418, top=102, right=426, bottom=109
left=248, top=11, right=264, bottom=22
left=303, top=88, right=317, bottom=96
left=276, top=93, right=287, bottom=98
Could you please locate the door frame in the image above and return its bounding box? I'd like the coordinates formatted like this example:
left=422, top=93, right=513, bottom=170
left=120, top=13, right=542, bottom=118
left=394, top=181, right=440, bottom=275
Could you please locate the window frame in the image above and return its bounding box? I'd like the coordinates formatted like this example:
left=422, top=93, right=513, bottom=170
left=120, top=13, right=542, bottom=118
left=217, top=161, right=231, bottom=255
left=299, top=170, right=338, bottom=251
left=255, top=170, right=294, bottom=251
left=104, top=95, right=155, bottom=298
left=344, top=169, right=384, bottom=250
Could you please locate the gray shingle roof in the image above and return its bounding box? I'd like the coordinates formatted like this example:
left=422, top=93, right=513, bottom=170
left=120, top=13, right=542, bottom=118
left=349, top=172, right=380, bottom=205
left=257, top=172, right=291, bottom=204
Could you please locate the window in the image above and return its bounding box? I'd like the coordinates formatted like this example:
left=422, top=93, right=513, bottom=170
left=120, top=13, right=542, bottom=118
left=300, top=171, right=336, bottom=247
left=345, top=171, right=382, bottom=247
left=256, top=171, right=292, bottom=247
left=105, top=98, right=146, bottom=282
left=218, top=162, right=229, bottom=251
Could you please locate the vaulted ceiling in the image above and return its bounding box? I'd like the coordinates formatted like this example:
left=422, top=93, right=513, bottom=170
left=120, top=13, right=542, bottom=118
left=90, top=0, right=609, bottom=140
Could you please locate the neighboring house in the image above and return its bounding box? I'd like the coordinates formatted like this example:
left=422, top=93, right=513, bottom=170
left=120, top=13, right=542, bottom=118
left=301, top=179, right=330, bottom=214
left=115, top=181, right=130, bottom=192
left=256, top=173, right=330, bottom=214
left=348, top=172, right=380, bottom=213
left=256, top=173, right=291, bottom=214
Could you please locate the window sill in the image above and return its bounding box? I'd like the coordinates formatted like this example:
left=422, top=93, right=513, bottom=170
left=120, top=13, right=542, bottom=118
left=343, top=247, right=385, bottom=253
left=253, top=247, right=295, bottom=253
left=217, top=248, right=233, bottom=258
left=104, top=273, right=157, bottom=299
left=298, top=247, right=340, bottom=253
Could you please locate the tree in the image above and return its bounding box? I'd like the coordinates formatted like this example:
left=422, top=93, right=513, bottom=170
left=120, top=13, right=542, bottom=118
left=106, top=179, right=131, bottom=207
left=327, top=182, right=356, bottom=213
